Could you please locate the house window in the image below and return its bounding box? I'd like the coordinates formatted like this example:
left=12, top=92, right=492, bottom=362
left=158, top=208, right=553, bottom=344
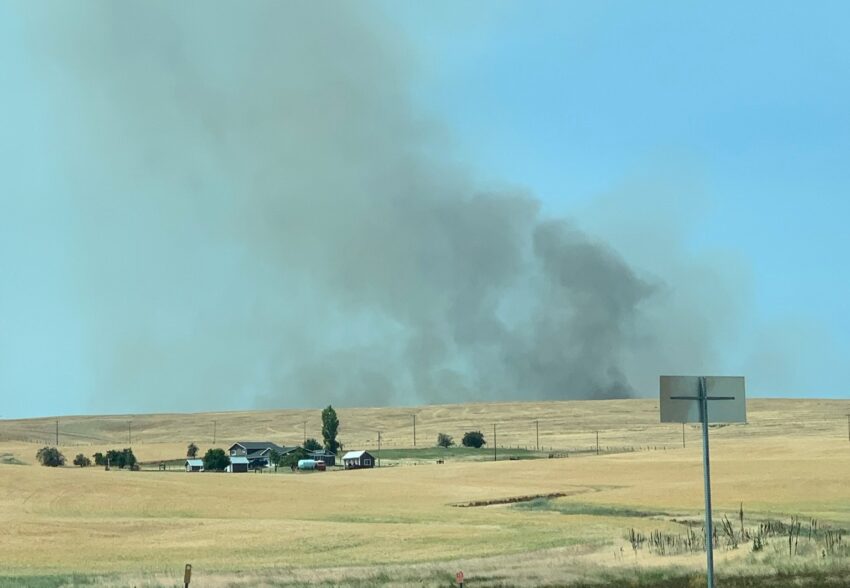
left=363, top=458, right=371, bottom=466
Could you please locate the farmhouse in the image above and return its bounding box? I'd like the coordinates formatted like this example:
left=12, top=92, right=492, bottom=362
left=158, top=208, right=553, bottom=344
left=342, top=450, right=375, bottom=469
left=228, top=442, right=297, bottom=471
left=184, top=459, right=204, bottom=472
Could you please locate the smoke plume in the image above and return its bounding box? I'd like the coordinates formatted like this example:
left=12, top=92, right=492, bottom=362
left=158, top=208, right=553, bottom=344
left=1, top=3, right=735, bottom=413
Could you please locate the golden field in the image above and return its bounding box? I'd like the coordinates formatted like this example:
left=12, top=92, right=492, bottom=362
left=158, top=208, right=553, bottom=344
left=0, top=398, right=848, bottom=586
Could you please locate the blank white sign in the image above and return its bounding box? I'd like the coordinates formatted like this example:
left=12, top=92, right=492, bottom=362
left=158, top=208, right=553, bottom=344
left=660, top=376, right=746, bottom=424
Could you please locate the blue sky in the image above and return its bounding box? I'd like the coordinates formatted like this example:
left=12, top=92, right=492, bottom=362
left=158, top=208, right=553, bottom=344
left=0, top=3, right=848, bottom=418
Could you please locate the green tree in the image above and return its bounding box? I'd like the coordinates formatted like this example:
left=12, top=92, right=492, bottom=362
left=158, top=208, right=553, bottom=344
left=303, top=437, right=322, bottom=451
left=73, top=453, right=91, bottom=467
left=462, top=431, right=486, bottom=448
left=203, top=448, right=230, bottom=471
left=104, top=448, right=137, bottom=469
left=321, top=405, right=340, bottom=454
left=92, top=452, right=105, bottom=466
left=36, top=447, right=65, bottom=467
left=437, top=433, right=454, bottom=448
left=279, top=447, right=309, bottom=469
left=187, top=442, right=199, bottom=458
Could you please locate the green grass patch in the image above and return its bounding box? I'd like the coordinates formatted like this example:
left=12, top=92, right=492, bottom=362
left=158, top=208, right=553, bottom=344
left=374, top=446, right=549, bottom=461
left=0, top=575, right=98, bottom=588
left=514, top=497, right=671, bottom=518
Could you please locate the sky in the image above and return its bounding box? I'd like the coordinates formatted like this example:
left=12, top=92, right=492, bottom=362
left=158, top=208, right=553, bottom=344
left=0, top=2, right=848, bottom=418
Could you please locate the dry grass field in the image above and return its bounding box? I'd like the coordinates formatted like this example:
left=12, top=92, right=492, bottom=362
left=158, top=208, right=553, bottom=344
left=0, top=398, right=848, bottom=587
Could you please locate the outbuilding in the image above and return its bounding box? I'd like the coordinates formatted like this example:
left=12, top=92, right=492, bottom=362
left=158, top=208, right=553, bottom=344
left=307, top=449, right=337, bottom=467
left=342, top=450, right=375, bottom=470
left=227, top=456, right=249, bottom=473
left=185, top=459, right=204, bottom=472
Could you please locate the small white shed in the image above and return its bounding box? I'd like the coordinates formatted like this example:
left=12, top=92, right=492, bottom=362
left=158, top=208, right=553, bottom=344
left=185, top=459, right=204, bottom=472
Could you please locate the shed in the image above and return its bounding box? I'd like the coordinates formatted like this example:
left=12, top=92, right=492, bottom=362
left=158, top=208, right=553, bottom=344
left=185, top=459, right=204, bottom=472
left=228, top=456, right=249, bottom=473
left=342, top=450, right=375, bottom=470
left=307, top=449, right=337, bottom=467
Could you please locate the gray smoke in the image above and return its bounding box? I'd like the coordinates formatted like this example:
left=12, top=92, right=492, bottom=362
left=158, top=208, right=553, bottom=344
left=3, top=3, right=729, bottom=413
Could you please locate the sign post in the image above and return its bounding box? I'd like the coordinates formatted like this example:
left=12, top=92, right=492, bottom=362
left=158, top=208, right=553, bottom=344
left=660, top=376, right=746, bottom=588
left=184, top=563, right=192, bottom=587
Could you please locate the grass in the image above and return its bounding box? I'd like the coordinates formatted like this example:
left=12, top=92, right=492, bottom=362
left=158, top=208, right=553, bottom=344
left=0, top=398, right=848, bottom=585
left=514, top=497, right=672, bottom=519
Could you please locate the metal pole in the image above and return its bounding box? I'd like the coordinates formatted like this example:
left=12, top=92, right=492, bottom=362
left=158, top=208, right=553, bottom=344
left=377, top=431, right=381, bottom=467
left=699, top=376, right=715, bottom=588
left=683, top=423, right=686, bottom=448
left=213, top=420, right=216, bottom=444
left=493, top=424, right=497, bottom=461
left=128, top=420, right=132, bottom=444
left=413, top=414, right=416, bottom=448
left=55, top=418, right=59, bottom=445
left=536, top=419, right=539, bottom=451
left=596, top=431, right=599, bottom=455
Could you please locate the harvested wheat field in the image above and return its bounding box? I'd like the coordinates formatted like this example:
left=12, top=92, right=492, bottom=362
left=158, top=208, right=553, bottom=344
left=1, top=398, right=848, bottom=587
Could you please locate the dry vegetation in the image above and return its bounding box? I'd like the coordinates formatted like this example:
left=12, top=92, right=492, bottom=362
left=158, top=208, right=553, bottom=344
left=0, top=398, right=848, bottom=586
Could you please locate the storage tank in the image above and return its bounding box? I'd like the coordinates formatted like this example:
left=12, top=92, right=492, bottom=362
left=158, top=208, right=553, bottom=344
left=297, top=459, right=317, bottom=470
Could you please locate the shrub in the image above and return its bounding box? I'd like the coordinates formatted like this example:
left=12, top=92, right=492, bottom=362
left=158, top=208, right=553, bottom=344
left=437, top=433, right=454, bottom=448
left=73, top=453, right=92, bottom=467
left=36, top=447, right=66, bottom=467
left=462, top=431, right=486, bottom=448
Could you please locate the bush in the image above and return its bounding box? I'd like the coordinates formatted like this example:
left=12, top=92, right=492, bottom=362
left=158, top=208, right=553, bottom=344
left=462, top=431, right=486, bottom=448
left=186, top=443, right=199, bottom=458
left=73, top=453, right=91, bottom=467
left=203, top=448, right=230, bottom=471
left=36, top=447, right=65, bottom=467
left=437, top=433, right=454, bottom=448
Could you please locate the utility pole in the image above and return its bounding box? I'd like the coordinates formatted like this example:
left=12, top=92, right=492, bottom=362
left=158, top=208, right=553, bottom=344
left=535, top=419, right=539, bottom=451
left=683, top=423, right=686, bottom=448
left=412, top=414, right=416, bottom=448
left=493, top=424, right=497, bottom=462
left=213, top=420, right=217, bottom=444
left=55, top=418, right=59, bottom=446
left=596, top=431, right=599, bottom=456
left=377, top=431, right=381, bottom=467
left=303, top=420, right=307, bottom=445
left=128, top=420, right=132, bottom=444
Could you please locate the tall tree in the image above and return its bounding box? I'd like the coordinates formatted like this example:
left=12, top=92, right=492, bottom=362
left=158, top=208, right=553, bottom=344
left=321, top=405, right=340, bottom=454
left=187, top=442, right=199, bottom=458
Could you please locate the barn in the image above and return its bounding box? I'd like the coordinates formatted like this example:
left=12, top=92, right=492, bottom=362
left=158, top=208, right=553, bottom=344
left=185, top=459, right=204, bottom=472
left=342, top=450, right=375, bottom=469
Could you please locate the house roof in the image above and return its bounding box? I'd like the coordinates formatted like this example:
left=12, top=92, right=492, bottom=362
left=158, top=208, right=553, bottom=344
left=307, top=449, right=335, bottom=457
left=230, top=441, right=289, bottom=452
left=230, top=456, right=249, bottom=464
left=185, top=459, right=204, bottom=467
left=342, top=450, right=371, bottom=460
